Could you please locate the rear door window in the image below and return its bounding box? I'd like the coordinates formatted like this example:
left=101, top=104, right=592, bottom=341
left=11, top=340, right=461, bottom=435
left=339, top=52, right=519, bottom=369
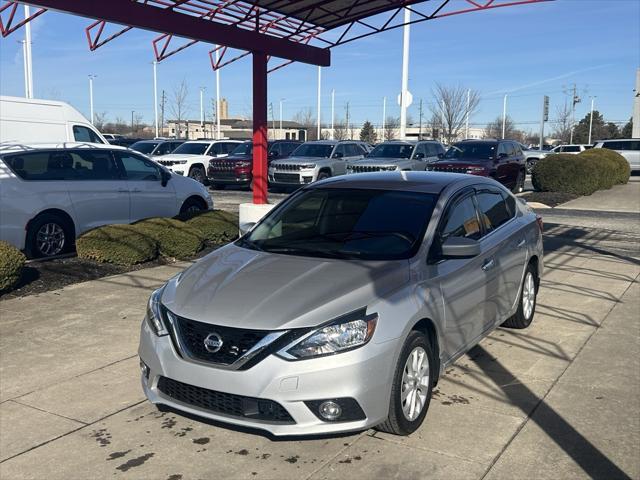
left=476, top=191, right=512, bottom=234
left=440, top=195, right=482, bottom=242
left=117, top=152, right=162, bottom=181
left=3, top=150, right=119, bottom=180
left=563, top=145, right=581, bottom=153
left=73, top=125, right=105, bottom=144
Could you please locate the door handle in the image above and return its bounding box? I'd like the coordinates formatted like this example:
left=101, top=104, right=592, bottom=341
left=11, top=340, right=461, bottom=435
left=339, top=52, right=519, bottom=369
left=516, top=238, right=526, bottom=249
left=482, top=258, right=495, bottom=271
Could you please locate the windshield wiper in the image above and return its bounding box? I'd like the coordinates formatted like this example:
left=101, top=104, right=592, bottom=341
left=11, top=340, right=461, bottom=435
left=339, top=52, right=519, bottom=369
left=237, top=237, right=264, bottom=252
left=263, top=246, right=356, bottom=260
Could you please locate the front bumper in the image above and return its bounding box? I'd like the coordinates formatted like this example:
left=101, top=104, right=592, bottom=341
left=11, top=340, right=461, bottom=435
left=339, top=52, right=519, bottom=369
left=268, top=168, right=316, bottom=186
left=207, top=171, right=251, bottom=186
left=138, top=320, right=396, bottom=436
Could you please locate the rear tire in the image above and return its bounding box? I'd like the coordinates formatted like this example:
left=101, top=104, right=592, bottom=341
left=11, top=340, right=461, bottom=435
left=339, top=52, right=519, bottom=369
left=180, top=197, right=206, bottom=214
left=26, top=213, right=73, bottom=258
left=502, top=263, right=537, bottom=329
left=188, top=166, right=206, bottom=185
left=376, top=331, right=433, bottom=436
left=512, top=170, right=525, bottom=194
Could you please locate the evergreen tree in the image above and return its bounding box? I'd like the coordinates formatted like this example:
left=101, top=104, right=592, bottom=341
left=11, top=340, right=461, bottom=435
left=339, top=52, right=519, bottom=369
left=359, top=120, right=377, bottom=144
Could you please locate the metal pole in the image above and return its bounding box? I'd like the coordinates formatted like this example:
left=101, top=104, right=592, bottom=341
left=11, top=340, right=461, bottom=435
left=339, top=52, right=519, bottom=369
left=331, top=89, right=335, bottom=140
left=153, top=61, right=159, bottom=138
left=131, top=111, right=135, bottom=135
left=502, top=94, right=508, bottom=139
left=88, top=75, right=95, bottom=125
left=199, top=87, right=205, bottom=129
left=539, top=96, right=545, bottom=152
left=317, top=66, right=322, bottom=139
left=588, top=97, right=595, bottom=145
left=399, top=6, right=411, bottom=139
left=279, top=99, right=284, bottom=140
left=441, top=99, right=445, bottom=143
left=252, top=52, right=268, bottom=205
left=382, top=96, right=386, bottom=140
left=24, top=5, right=33, bottom=98
left=418, top=98, right=423, bottom=140
left=20, top=41, right=28, bottom=98
left=465, top=88, right=470, bottom=139
left=215, top=46, right=221, bottom=139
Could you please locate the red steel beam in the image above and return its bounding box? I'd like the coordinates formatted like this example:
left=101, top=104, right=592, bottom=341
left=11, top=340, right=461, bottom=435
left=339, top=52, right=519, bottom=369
left=252, top=51, right=268, bottom=205
left=0, top=1, right=46, bottom=37
left=22, top=0, right=330, bottom=66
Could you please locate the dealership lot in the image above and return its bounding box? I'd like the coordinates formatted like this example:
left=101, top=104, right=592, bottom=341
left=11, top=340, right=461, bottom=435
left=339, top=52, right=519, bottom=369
left=1, top=192, right=638, bottom=480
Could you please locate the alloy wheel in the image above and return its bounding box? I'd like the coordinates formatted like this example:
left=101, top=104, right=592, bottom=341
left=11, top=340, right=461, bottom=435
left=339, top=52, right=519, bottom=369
left=522, top=271, right=536, bottom=320
left=400, top=346, right=430, bottom=421
left=36, top=222, right=65, bottom=256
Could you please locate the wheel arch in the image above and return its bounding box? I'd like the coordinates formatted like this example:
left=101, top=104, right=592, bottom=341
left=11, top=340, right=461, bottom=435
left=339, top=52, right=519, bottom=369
left=181, top=195, right=207, bottom=211
left=27, top=208, right=76, bottom=238
left=410, top=317, right=441, bottom=385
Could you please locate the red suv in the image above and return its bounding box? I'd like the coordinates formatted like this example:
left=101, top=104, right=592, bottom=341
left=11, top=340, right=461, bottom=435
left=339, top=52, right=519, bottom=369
left=428, top=140, right=526, bottom=193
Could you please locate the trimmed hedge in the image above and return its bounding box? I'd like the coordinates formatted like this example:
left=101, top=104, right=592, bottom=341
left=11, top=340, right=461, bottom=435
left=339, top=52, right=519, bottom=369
left=0, top=241, right=25, bottom=291
left=76, top=224, right=158, bottom=266
left=532, top=149, right=630, bottom=196
left=183, top=210, right=239, bottom=244
left=134, top=218, right=205, bottom=260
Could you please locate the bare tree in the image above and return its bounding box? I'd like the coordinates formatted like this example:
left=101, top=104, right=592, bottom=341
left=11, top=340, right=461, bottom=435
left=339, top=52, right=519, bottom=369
left=293, top=108, right=317, bottom=140
left=384, top=116, right=399, bottom=141
left=484, top=115, right=520, bottom=140
left=93, top=111, right=108, bottom=132
left=429, top=84, right=480, bottom=144
left=333, top=119, right=349, bottom=141
left=170, top=80, right=189, bottom=137
left=552, top=102, right=572, bottom=143
left=428, top=112, right=443, bottom=141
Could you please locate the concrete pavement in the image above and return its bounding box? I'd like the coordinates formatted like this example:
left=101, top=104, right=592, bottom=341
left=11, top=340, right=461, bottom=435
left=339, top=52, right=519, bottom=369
left=0, top=224, right=638, bottom=479
left=558, top=177, right=640, bottom=214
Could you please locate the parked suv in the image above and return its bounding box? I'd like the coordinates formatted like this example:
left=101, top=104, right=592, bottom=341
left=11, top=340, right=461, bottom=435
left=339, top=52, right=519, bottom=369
left=347, top=140, right=445, bottom=174
left=208, top=140, right=300, bottom=189
left=130, top=139, right=185, bottom=158
left=157, top=140, right=241, bottom=184
left=0, top=143, right=212, bottom=258
left=428, top=140, right=526, bottom=193
left=592, top=138, right=640, bottom=171
left=519, top=143, right=550, bottom=174
left=551, top=144, right=591, bottom=154
left=268, top=140, right=367, bottom=189
left=139, top=172, right=543, bottom=436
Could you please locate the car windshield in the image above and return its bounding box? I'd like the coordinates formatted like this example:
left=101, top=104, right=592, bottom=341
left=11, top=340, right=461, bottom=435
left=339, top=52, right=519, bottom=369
left=444, top=143, right=496, bottom=161
left=238, top=188, right=438, bottom=260
left=291, top=143, right=334, bottom=158
left=171, top=143, right=209, bottom=155
left=130, top=142, right=159, bottom=154
left=368, top=144, right=414, bottom=159
left=231, top=143, right=252, bottom=156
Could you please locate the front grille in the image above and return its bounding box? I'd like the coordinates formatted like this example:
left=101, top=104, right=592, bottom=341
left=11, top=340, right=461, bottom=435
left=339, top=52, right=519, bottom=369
left=173, top=316, right=271, bottom=366
left=158, top=159, right=177, bottom=166
left=273, top=172, right=301, bottom=183
left=430, top=165, right=468, bottom=173
left=209, top=162, right=235, bottom=172
left=209, top=172, right=239, bottom=181
left=157, top=376, right=295, bottom=424
left=275, top=164, right=302, bottom=171
left=351, top=165, right=396, bottom=173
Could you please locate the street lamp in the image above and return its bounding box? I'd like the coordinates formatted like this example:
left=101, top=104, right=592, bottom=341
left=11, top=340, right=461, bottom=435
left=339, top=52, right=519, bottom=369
left=88, top=74, right=97, bottom=125
left=279, top=98, right=285, bottom=140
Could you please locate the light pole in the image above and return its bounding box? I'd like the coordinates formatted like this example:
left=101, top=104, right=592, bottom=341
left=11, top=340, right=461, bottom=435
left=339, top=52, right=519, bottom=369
left=19, top=40, right=28, bottom=98
left=331, top=89, right=335, bottom=140
left=215, top=45, right=221, bottom=139
left=153, top=61, right=159, bottom=138
left=23, top=5, right=33, bottom=98
left=131, top=110, right=135, bottom=135
left=199, top=86, right=206, bottom=136
left=279, top=98, right=284, bottom=139
left=317, top=66, right=322, bottom=139
left=588, top=96, right=596, bottom=145
left=502, top=94, right=508, bottom=139
left=399, top=6, right=411, bottom=139
left=465, top=88, right=471, bottom=139
left=382, top=96, right=386, bottom=141
left=88, top=74, right=96, bottom=125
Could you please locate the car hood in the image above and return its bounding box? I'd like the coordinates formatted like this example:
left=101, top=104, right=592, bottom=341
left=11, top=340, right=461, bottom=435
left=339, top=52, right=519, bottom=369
left=160, top=153, right=208, bottom=161
left=215, top=154, right=252, bottom=162
left=161, top=243, right=409, bottom=330
left=432, top=159, right=490, bottom=167
left=352, top=158, right=411, bottom=166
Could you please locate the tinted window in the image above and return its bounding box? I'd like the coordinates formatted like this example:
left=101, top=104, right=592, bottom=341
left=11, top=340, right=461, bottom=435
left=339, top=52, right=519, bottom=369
left=333, top=144, right=346, bottom=158
left=445, top=142, right=496, bottom=161
left=232, top=143, right=252, bottom=156
left=476, top=191, right=512, bottom=233
left=369, top=143, right=414, bottom=159
left=291, top=143, right=334, bottom=158
left=130, top=142, right=159, bottom=154
left=222, top=142, right=239, bottom=154
left=172, top=143, right=209, bottom=155
left=242, top=188, right=438, bottom=260
left=440, top=196, right=481, bottom=242
left=73, top=125, right=104, bottom=144
left=345, top=144, right=362, bottom=157
left=413, top=143, right=428, bottom=158
left=3, top=150, right=119, bottom=180
left=155, top=142, right=175, bottom=156
left=118, top=153, right=161, bottom=181
left=281, top=142, right=299, bottom=156
left=563, top=145, right=581, bottom=153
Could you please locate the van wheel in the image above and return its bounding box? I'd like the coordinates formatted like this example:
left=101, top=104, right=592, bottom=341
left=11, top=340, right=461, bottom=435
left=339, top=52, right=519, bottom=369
left=180, top=197, right=207, bottom=214
left=26, top=213, right=73, bottom=258
left=502, top=263, right=537, bottom=329
left=188, top=166, right=206, bottom=184
left=376, top=331, right=433, bottom=436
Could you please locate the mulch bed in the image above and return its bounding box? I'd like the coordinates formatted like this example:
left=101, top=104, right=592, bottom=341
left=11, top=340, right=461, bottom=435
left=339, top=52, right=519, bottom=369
left=520, top=191, right=579, bottom=208
left=0, top=244, right=220, bottom=301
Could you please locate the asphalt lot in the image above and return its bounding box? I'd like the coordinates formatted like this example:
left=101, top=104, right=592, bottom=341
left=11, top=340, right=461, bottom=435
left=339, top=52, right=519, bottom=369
left=1, top=182, right=639, bottom=480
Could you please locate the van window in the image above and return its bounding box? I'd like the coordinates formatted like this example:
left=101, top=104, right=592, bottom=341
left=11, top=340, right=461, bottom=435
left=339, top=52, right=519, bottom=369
left=117, top=153, right=161, bottom=181
left=73, top=125, right=104, bottom=144
left=3, top=150, right=119, bottom=180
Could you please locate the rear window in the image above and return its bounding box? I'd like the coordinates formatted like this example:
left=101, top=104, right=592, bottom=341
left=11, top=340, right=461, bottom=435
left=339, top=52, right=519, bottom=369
left=445, top=143, right=496, bottom=161
left=172, top=143, right=209, bottom=155
left=563, top=146, right=581, bottom=153
left=130, top=142, right=159, bottom=154
left=3, top=150, right=119, bottom=181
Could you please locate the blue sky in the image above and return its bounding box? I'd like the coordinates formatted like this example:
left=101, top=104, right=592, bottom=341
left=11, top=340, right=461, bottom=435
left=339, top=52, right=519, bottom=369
left=1, top=0, right=638, bottom=132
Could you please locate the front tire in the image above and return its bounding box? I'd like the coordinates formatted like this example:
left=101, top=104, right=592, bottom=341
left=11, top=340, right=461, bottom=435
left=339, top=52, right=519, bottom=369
left=376, top=331, right=434, bottom=436
left=512, top=170, right=525, bottom=194
left=317, top=171, right=331, bottom=181
left=188, top=166, right=206, bottom=184
left=180, top=197, right=206, bottom=215
left=502, top=263, right=538, bottom=329
left=26, top=213, right=73, bottom=258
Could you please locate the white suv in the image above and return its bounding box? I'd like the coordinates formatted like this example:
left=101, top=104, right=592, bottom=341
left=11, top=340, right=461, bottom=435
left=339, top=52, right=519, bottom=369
left=0, top=143, right=213, bottom=258
left=156, top=140, right=241, bottom=183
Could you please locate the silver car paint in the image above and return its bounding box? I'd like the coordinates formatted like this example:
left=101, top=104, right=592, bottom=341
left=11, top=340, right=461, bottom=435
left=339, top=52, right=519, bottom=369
left=139, top=173, right=543, bottom=435
left=348, top=141, right=444, bottom=173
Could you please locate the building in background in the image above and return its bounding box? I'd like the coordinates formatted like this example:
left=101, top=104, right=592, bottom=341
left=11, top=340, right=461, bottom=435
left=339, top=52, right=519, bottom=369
left=219, top=98, right=229, bottom=121
left=165, top=118, right=307, bottom=141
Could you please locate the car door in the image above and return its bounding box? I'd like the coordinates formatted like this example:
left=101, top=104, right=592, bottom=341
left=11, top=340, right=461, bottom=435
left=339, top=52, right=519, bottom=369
left=495, top=142, right=512, bottom=185
left=475, top=188, right=526, bottom=323
left=331, top=144, right=348, bottom=175
left=60, top=149, right=130, bottom=234
left=427, top=190, right=498, bottom=357
left=411, top=143, right=428, bottom=170
left=115, top=151, right=178, bottom=221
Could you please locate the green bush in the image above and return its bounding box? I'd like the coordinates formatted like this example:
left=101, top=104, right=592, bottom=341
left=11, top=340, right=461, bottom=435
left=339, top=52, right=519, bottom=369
left=183, top=210, right=239, bottom=244
left=577, top=148, right=630, bottom=186
left=532, top=150, right=629, bottom=196
left=133, top=218, right=204, bottom=260
left=0, top=241, right=25, bottom=291
left=76, top=225, right=158, bottom=266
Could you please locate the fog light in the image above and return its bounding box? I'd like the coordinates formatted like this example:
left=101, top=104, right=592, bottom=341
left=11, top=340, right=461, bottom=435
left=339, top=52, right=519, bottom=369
left=319, top=401, right=342, bottom=421
left=140, top=359, right=150, bottom=379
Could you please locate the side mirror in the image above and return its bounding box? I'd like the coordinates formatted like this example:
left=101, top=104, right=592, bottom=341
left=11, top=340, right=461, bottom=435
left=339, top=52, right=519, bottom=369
left=437, top=153, right=444, bottom=159
left=239, top=221, right=256, bottom=235
left=332, top=152, right=344, bottom=159
left=441, top=237, right=481, bottom=258
left=414, top=152, right=425, bottom=160
left=498, top=152, right=508, bottom=159
left=160, top=169, right=171, bottom=187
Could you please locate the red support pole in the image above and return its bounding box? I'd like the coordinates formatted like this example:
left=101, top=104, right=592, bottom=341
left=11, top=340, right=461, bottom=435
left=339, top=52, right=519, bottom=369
left=252, top=52, right=268, bottom=205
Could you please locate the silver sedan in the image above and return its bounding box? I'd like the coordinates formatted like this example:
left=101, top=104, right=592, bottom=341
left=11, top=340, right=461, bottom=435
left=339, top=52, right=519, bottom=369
left=139, top=172, right=544, bottom=436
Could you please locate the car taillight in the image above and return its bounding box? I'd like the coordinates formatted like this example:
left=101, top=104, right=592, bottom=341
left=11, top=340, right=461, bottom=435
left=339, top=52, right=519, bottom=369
left=536, top=214, right=543, bottom=233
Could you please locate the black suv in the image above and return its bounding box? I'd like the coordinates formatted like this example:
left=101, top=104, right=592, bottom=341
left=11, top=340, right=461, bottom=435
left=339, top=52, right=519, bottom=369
left=130, top=139, right=185, bottom=158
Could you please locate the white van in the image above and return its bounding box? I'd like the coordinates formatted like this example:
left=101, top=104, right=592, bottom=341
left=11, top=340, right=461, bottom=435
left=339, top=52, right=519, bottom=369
left=0, top=96, right=107, bottom=145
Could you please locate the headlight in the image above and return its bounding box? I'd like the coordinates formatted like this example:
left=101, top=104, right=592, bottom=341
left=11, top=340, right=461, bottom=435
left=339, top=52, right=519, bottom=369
left=300, top=163, right=316, bottom=169
left=176, top=160, right=188, bottom=164
left=146, top=286, right=169, bottom=336
left=279, top=312, right=377, bottom=360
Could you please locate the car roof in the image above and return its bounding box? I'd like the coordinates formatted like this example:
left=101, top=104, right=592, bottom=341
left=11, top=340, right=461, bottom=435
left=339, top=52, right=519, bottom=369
left=0, top=142, right=129, bottom=154
left=306, top=171, right=495, bottom=194
left=376, top=140, right=416, bottom=145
